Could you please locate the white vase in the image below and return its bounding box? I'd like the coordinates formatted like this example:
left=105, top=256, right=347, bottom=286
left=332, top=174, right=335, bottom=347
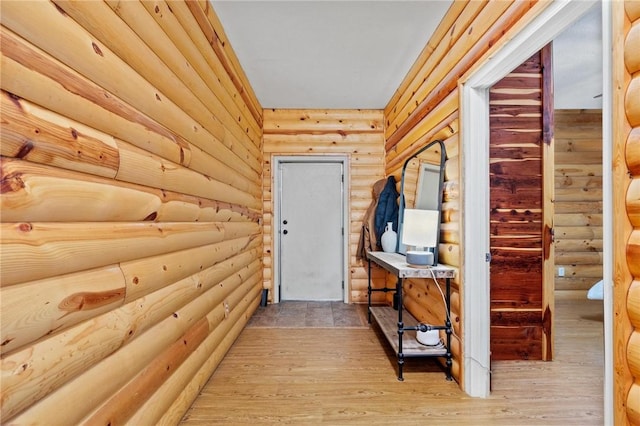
left=380, top=222, right=397, bottom=252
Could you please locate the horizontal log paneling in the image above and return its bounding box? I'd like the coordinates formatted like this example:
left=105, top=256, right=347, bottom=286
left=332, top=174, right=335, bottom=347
left=262, top=109, right=385, bottom=303
left=0, top=1, right=262, bottom=423
left=555, top=201, right=604, bottom=214
left=554, top=239, right=604, bottom=252
left=0, top=221, right=258, bottom=287
left=385, top=1, right=507, bottom=137
left=556, top=251, right=603, bottom=265
left=2, top=254, right=262, bottom=422
left=385, top=90, right=458, bottom=156
left=629, top=179, right=640, bottom=227
left=138, top=0, right=261, bottom=143
left=263, top=110, right=384, bottom=134
left=0, top=265, right=125, bottom=355
left=85, top=316, right=211, bottom=425
left=2, top=1, right=261, bottom=176
left=385, top=1, right=471, bottom=116
left=1, top=159, right=259, bottom=224
left=403, top=279, right=461, bottom=338
left=384, top=0, right=540, bottom=147
left=555, top=277, right=607, bottom=289
left=126, top=279, right=262, bottom=426
left=187, top=0, right=263, bottom=129
left=554, top=110, right=603, bottom=291
left=1, top=35, right=260, bottom=190
left=158, top=295, right=259, bottom=425
left=0, top=242, right=260, bottom=358
left=8, top=259, right=260, bottom=425
left=0, top=91, right=120, bottom=178
left=554, top=213, right=602, bottom=227
left=82, top=274, right=262, bottom=426
left=0, top=51, right=189, bottom=168
left=59, top=0, right=260, bottom=154
left=556, top=165, right=603, bottom=177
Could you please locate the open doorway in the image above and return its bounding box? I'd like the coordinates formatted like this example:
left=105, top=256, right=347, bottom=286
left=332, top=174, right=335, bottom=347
left=460, top=2, right=610, bottom=415
left=487, top=5, right=604, bottom=362
left=552, top=6, right=604, bottom=298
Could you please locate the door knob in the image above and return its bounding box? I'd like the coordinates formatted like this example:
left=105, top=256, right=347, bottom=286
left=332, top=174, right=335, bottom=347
left=283, top=230, right=288, bottom=235
left=283, top=220, right=288, bottom=225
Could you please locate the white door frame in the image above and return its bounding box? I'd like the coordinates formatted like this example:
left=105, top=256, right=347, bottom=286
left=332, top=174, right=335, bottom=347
left=460, top=0, right=610, bottom=411
left=272, top=155, right=350, bottom=304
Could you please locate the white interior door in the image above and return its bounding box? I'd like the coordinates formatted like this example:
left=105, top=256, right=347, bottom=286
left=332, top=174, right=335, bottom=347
left=279, top=161, right=344, bottom=301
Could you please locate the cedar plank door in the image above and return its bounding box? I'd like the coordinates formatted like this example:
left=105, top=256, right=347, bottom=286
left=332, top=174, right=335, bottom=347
left=489, top=45, right=554, bottom=361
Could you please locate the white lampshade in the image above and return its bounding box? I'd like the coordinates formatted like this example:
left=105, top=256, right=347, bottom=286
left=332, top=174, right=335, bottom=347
left=401, top=209, right=439, bottom=248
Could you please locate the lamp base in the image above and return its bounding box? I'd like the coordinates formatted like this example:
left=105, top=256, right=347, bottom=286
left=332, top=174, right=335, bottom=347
left=406, top=250, right=434, bottom=267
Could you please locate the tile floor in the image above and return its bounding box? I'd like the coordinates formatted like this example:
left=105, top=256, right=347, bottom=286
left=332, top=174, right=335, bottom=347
left=247, top=301, right=369, bottom=328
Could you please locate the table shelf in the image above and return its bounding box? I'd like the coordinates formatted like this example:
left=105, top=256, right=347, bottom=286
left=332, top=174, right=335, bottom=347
left=369, top=306, right=447, bottom=357
left=366, top=251, right=454, bottom=381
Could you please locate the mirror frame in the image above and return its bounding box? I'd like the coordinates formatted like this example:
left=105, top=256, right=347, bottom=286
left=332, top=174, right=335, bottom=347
left=397, top=139, right=447, bottom=265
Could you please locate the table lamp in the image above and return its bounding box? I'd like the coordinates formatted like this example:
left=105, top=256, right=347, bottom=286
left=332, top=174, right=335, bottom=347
left=401, top=209, right=439, bottom=267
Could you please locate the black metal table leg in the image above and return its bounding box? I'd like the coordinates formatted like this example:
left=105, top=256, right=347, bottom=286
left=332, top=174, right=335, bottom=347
left=367, top=258, right=372, bottom=324
left=397, top=277, right=404, bottom=381
left=445, top=277, right=453, bottom=380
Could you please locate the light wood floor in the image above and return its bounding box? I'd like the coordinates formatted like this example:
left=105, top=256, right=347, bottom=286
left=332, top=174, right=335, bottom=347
left=180, top=294, right=604, bottom=425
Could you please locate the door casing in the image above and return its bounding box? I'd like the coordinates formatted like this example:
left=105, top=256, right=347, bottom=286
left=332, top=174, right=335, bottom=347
left=272, top=155, right=350, bottom=304
left=460, top=0, right=608, bottom=401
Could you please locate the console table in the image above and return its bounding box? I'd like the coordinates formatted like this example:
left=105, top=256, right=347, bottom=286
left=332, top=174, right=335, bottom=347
left=366, top=251, right=455, bottom=381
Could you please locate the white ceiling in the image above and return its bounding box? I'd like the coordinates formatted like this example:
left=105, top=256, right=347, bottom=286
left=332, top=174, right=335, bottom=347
left=211, top=1, right=603, bottom=110
left=553, top=4, right=603, bottom=109
left=211, top=0, right=451, bottom=109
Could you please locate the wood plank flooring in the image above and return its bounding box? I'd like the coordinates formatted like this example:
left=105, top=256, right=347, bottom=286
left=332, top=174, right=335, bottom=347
left=180, top=294, right=604, bottom=425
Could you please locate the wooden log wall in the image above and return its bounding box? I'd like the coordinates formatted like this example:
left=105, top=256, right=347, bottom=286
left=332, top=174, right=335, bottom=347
left=554, top=110, right=603, bottom=292
left=383, top=1, right=552, bottom=387
left=0, top=1, right=263, bottom=423
left=261, top=109, right=386, bottom=303
left=615, top=2, right=640, bottom=424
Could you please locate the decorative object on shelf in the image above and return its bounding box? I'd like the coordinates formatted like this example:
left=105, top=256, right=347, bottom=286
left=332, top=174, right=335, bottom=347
left=402, top=209, right=439, bottom=266
left=380, top=222, right=397, bottom=252
left=416, top=328, right=440, bottom=346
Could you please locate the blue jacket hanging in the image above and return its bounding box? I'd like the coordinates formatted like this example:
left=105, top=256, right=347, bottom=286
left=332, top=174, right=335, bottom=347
left=374, top=176, right=399, bottom=250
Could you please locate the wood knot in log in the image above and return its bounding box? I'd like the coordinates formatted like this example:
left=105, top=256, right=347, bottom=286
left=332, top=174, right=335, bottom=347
left=18, top=223, right=32, bottom=232
left=91, top=42, right=103, bottom=57
left=16, top=141, right=34, bottom=159
left=143, top=212, right=158, bottom=221
left=58, top=289, right=125, bottom=313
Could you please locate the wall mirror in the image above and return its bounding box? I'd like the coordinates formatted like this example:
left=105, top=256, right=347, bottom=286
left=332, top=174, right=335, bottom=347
left=397, top=139, right=446, bottom=265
